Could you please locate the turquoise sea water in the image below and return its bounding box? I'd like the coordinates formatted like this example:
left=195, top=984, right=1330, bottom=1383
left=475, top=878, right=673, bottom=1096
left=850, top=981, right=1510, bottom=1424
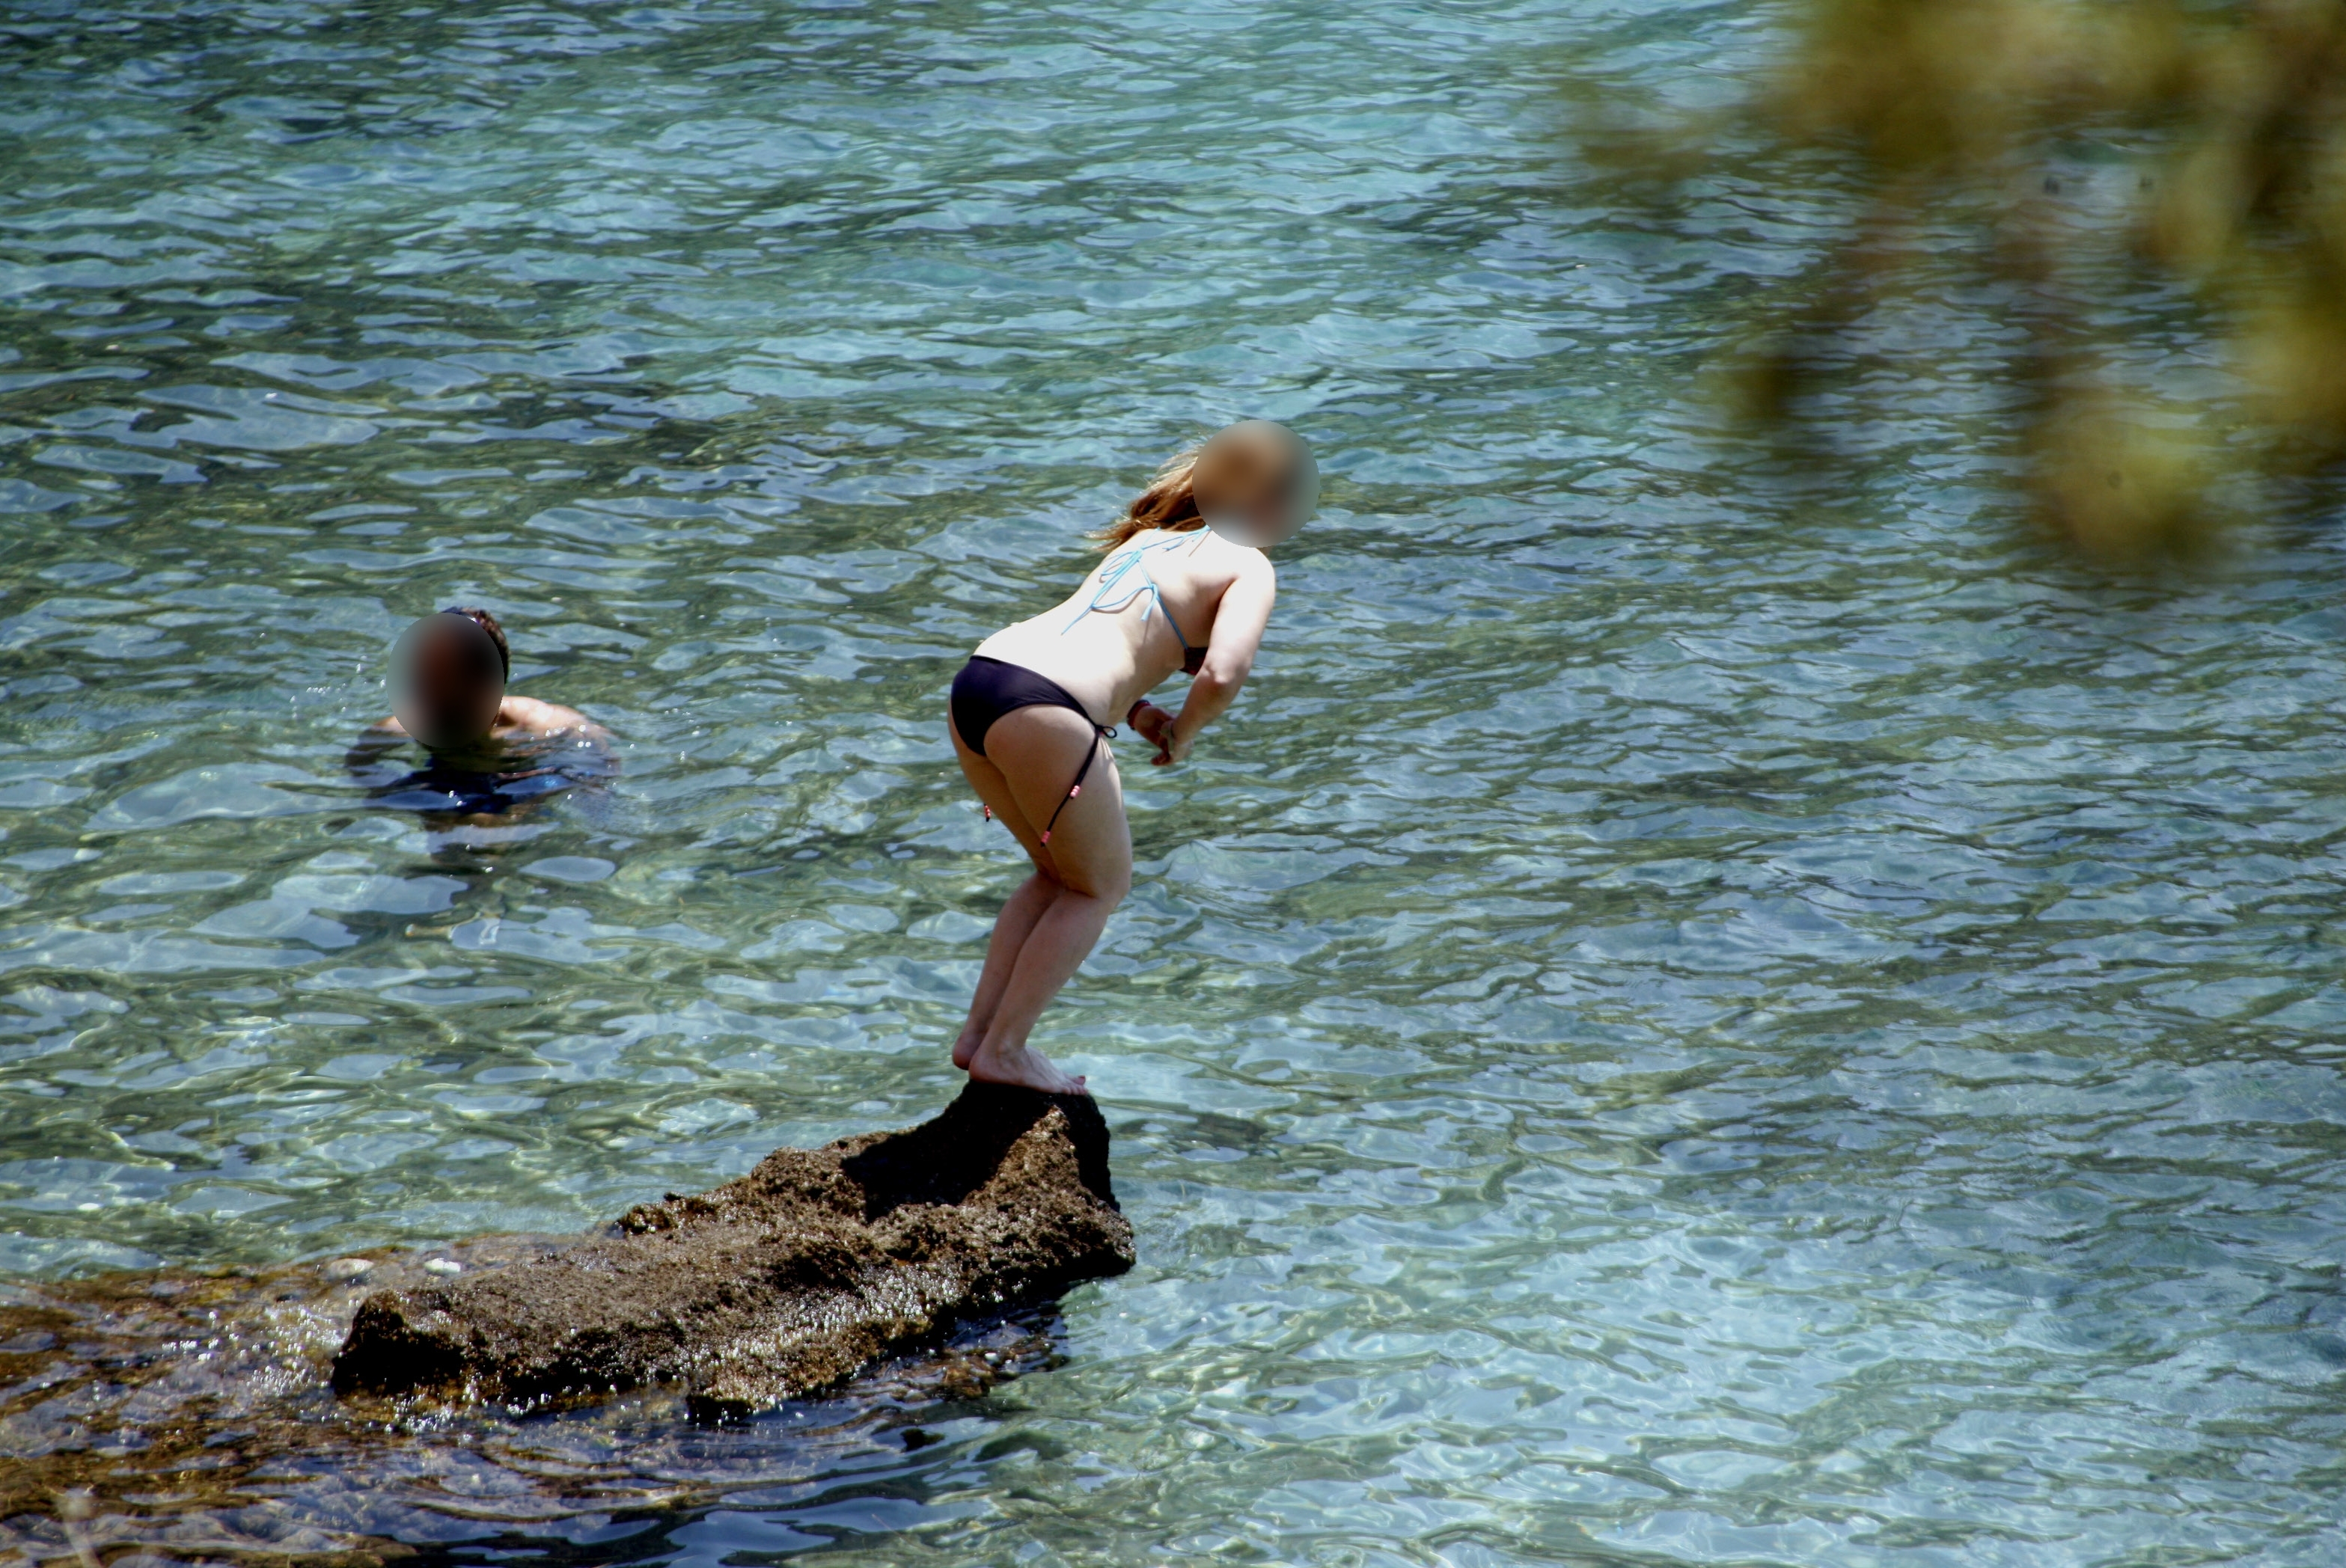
left=5, top=1, right=2346, bottom=1563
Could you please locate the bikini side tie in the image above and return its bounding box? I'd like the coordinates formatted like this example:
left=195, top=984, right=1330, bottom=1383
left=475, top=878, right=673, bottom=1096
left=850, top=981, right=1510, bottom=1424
left=1040, top=722, right=1117, bottom=845
left=981, top=723, right=1119, bottom=845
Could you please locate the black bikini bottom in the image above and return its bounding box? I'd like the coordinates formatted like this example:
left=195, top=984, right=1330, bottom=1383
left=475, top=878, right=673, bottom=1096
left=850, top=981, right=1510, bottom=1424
left=950, top=655, right=1093, bottom=755
left=950, top=655, right=1115, bottom=845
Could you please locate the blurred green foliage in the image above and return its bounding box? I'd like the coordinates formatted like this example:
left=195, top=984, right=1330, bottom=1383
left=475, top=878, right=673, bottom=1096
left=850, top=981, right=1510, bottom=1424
left=1604, top=0, right=2346, bottom=557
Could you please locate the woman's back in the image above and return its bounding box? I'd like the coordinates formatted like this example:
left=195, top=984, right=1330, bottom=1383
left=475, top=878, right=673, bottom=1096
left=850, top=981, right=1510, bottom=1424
left=977, top=527, right=1264, bottom=723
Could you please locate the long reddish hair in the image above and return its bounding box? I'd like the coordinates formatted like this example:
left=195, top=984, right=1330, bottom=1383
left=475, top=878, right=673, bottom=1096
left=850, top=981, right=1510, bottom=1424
left=1091, top=441, right=1206, bottom=552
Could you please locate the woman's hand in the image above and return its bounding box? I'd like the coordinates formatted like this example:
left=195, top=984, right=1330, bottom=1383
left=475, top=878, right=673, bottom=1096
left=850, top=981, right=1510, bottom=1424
left=1128, top=701, right=1180, bottom=765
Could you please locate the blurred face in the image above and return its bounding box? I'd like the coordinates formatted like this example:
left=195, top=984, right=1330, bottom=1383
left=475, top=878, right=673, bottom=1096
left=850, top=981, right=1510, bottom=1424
left=391, top=614, right=504, bottom=751
left=1192, top=420, right=1318, bottom=549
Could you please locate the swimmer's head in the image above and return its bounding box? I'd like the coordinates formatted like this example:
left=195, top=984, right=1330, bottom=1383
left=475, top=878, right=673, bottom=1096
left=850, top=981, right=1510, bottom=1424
left=391, top=607, right=507, bottom=751
left=1096, top=420, right=1318, bottom=553
left=1191, top=420, right=1317, bottom=549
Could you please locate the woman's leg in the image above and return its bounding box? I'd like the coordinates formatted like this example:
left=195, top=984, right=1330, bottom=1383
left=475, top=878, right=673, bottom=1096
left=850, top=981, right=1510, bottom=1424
left=950, top=705, right=1131, bottom=1095
left=951, top=869, right=1054, bottom=1068
left=947, top=716, right=1083, bottom=1074
left=950, top=722, right=1059, bottom=1066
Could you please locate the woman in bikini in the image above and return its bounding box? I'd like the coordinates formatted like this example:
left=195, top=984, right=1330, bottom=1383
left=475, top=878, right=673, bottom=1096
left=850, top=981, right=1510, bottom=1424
left=947, top=420, right=1318, bottom=1095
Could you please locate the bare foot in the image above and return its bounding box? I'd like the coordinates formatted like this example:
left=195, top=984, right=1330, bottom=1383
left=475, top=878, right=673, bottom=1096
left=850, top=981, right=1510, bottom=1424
left=967, top=1039, right=1089, bottom=1096
left=951, top=1026, right=984, bottom=1071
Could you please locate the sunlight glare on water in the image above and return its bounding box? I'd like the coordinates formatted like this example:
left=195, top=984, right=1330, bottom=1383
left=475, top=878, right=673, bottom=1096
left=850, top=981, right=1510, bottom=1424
left=2, top=1, right=2345, bottom=1564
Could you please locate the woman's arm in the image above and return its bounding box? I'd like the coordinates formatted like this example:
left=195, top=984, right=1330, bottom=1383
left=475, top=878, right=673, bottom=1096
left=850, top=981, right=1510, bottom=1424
left=1137, top=558, right=1276, bottom=766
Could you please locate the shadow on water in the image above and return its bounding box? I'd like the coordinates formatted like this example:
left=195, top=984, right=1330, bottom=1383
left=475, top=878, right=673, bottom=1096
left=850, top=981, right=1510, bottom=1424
left=347, top=732, right=620, bottom=838
left=0, top=1247, right=1065, bottom=1567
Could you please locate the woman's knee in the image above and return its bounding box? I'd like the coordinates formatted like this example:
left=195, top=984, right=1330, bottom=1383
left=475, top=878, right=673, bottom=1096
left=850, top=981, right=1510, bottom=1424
left=1061, top=863, right=1131, bottom=905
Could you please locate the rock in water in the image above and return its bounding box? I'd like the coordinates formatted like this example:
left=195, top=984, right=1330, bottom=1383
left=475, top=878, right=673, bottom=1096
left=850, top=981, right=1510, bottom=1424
left=331, top=1083, right=1131, bottom=1412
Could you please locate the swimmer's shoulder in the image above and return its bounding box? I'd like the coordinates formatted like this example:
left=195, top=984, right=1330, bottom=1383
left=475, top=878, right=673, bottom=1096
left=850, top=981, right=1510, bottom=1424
left=496, top=693, right=611, bottom=743
left=345, top=717, right=411, bottom=780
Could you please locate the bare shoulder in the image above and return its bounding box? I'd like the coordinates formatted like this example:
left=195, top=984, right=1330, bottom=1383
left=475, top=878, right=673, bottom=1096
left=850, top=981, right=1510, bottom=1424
left=498, top=694, right=608, bottom=740
left=345, top=718, right=408, bottom=777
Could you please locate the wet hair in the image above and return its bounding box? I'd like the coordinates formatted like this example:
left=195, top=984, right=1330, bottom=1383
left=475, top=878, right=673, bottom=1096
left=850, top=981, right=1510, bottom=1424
left=442, top=607, right=509, bottom=681
left=1091, top=441, right=1206, bottom=553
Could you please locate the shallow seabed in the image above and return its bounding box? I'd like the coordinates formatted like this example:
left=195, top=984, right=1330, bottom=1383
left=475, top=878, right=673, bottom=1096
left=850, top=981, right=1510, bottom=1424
left=3, top=0, right=2345, bottom=1564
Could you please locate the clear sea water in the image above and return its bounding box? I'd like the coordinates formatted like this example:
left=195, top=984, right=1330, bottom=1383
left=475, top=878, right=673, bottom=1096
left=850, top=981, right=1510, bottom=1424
left=4, top=1, right=2345, bottom=1564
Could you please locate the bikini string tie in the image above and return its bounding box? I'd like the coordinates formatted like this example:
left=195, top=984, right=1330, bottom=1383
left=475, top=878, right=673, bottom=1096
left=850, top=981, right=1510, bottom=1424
left=1038, top=723, right=1117, bottom=845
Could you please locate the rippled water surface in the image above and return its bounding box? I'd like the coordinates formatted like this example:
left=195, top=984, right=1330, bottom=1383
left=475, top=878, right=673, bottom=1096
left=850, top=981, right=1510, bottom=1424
left=5, top=1, right=2346, bottom=1564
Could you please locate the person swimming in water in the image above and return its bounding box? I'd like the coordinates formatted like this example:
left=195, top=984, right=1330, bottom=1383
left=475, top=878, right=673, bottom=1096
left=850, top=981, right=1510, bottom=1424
left=350, top=607, right=614, bottom=821
left=947, top=420, right=1319, bottom=1095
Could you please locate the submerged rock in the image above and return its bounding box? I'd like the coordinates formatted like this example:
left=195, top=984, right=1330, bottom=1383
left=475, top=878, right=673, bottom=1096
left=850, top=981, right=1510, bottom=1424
left=331, top=1082, right=1131, bottom=1413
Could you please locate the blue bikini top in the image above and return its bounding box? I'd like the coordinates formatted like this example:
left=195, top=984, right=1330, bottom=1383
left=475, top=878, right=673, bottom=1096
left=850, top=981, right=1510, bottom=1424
left=1063, top=530, right=1210, bottom=675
